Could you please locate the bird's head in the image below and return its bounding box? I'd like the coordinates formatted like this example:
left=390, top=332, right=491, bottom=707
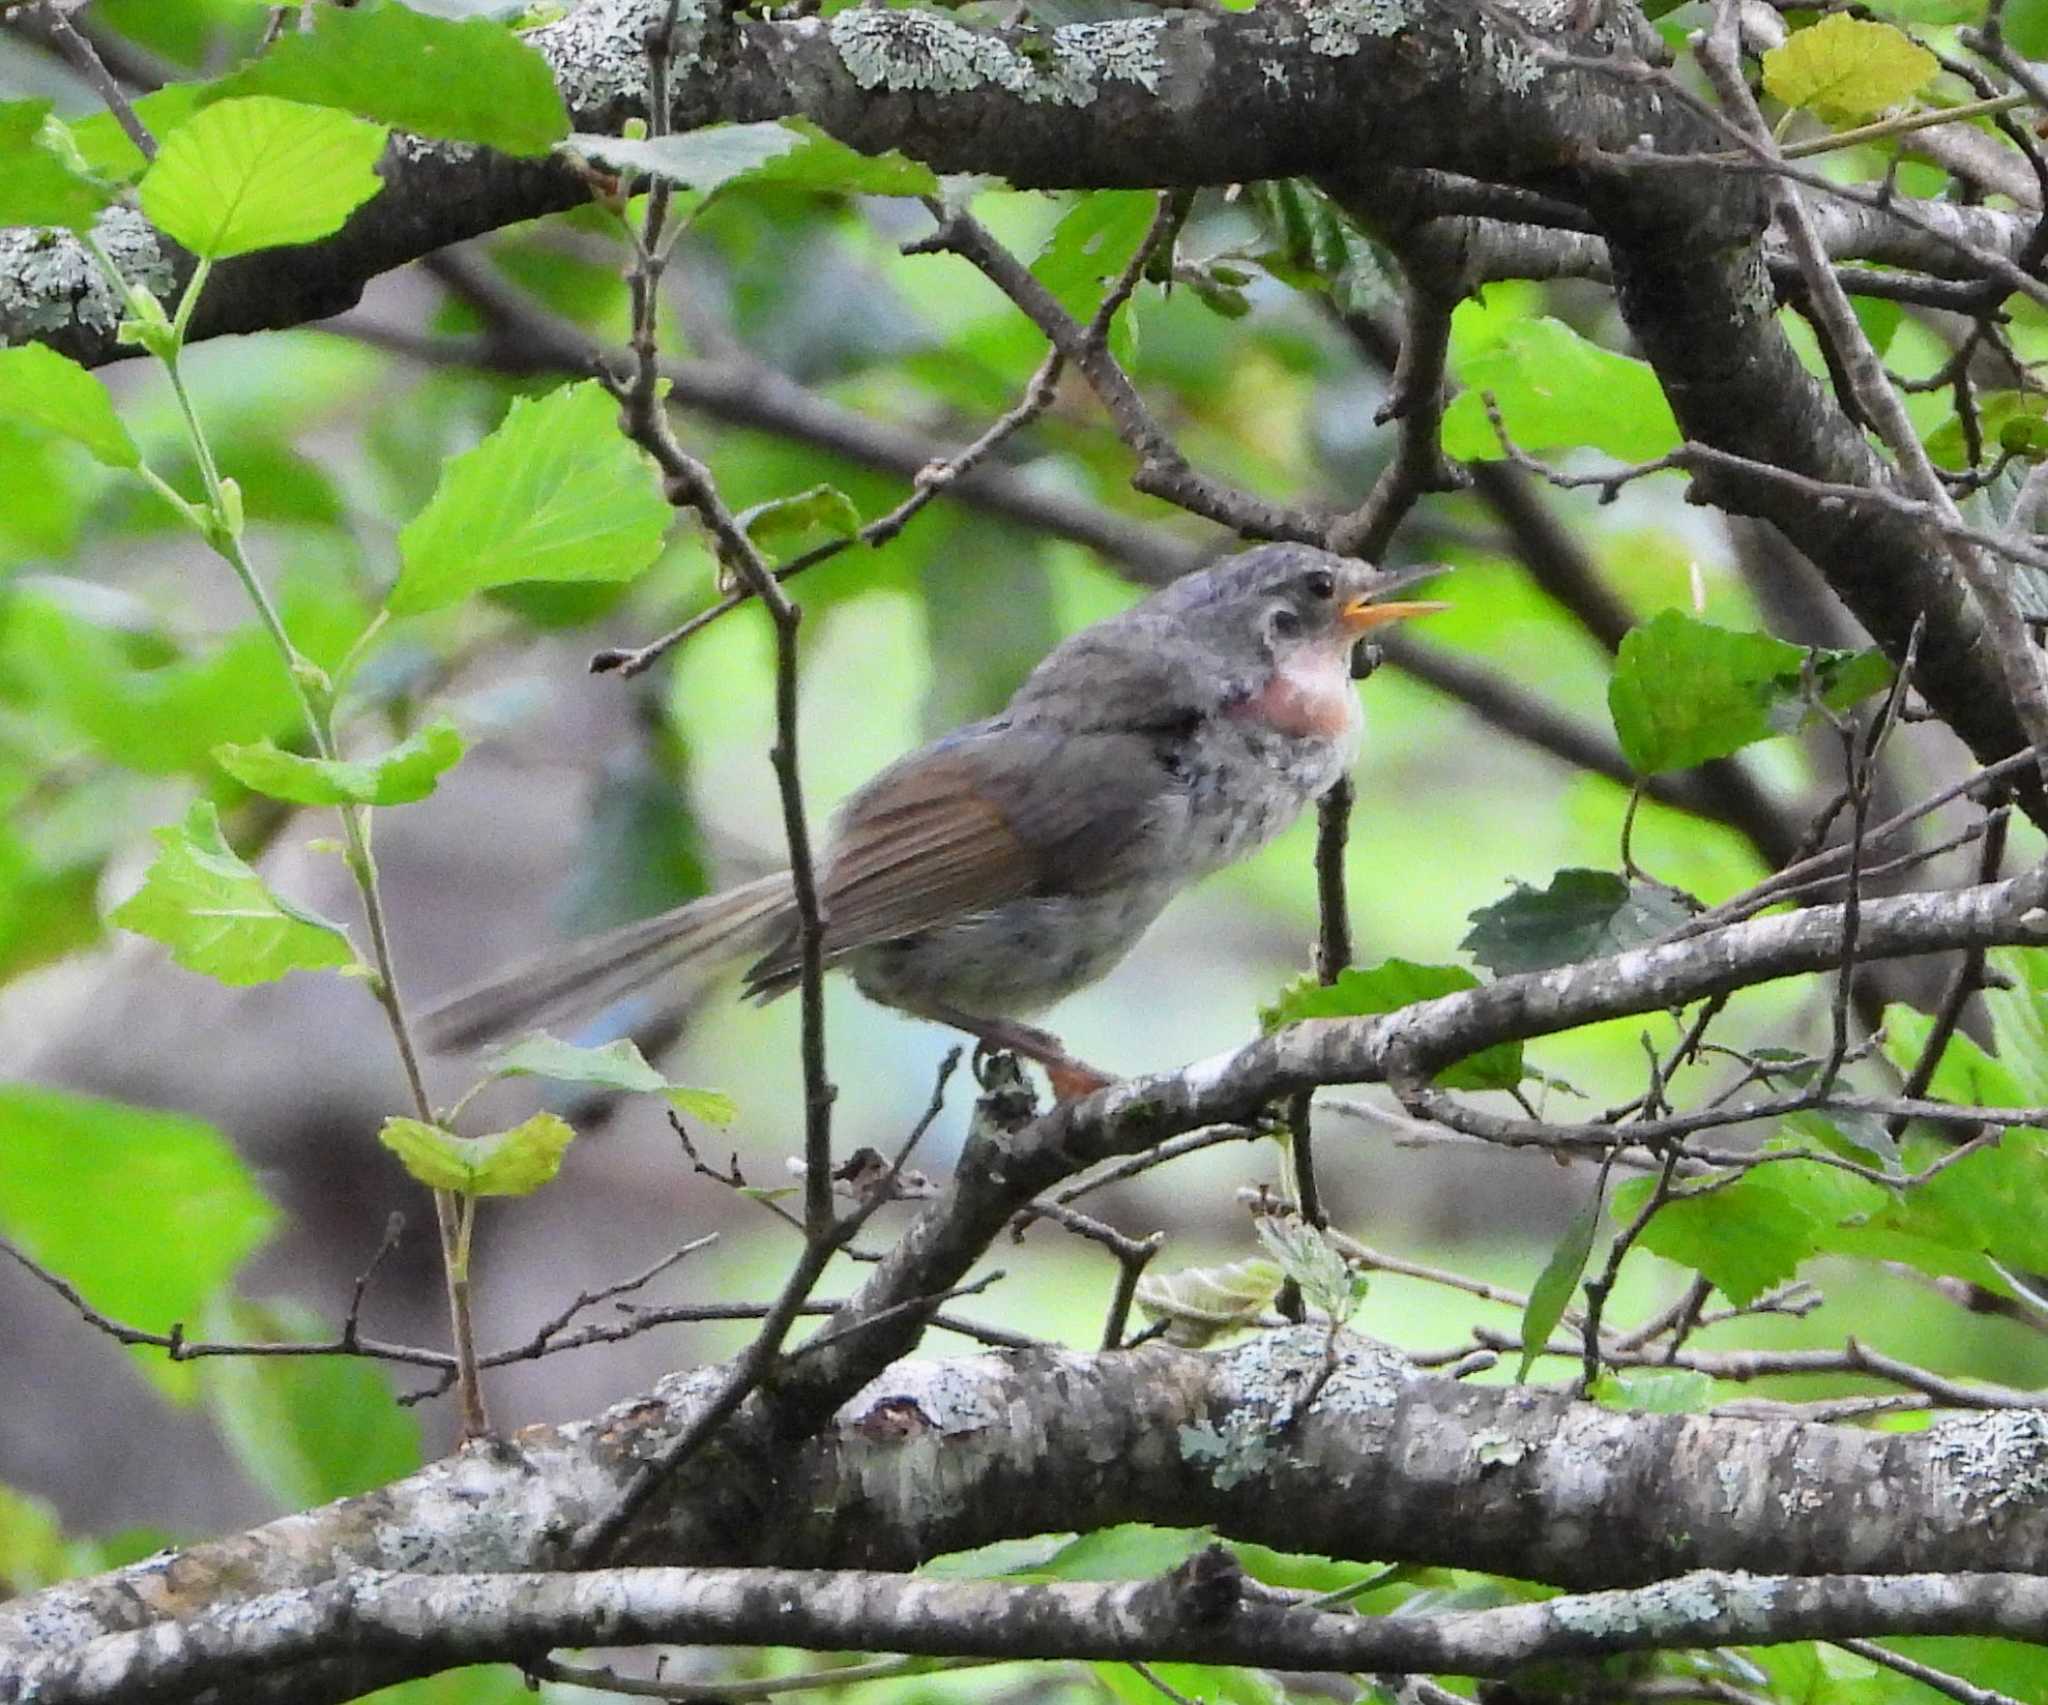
left=1159, top=544, right=1450, bottom=671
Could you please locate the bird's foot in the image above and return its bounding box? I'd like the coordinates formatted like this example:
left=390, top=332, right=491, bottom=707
left=1042, top=1055, right=1116, bottom=1103
left=944, top=1010, right=1115, bottom=1104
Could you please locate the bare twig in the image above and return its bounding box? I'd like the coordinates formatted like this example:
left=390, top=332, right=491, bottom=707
left=599, top=4, right=836, bottom=1235
left=1834, top=1638, right=2025, bottom=1705
left=912, top=196, right=1329, bottom=542
left=592, top=347, right=1069, bottom=678
left=35, top=0, right=152, bottom=161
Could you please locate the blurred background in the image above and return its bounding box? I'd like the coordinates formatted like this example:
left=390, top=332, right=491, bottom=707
left=5, top=0, right=2046, bottom=1578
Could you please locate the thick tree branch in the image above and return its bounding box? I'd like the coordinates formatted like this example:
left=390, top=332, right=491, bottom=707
left=17, top=1557, right=2048, bottom=1705
left=4, top=1326, right=2048, bottom=1702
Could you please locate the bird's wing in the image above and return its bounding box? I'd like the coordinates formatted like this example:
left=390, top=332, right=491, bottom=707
left=741, top=725, right=1182, bottom=997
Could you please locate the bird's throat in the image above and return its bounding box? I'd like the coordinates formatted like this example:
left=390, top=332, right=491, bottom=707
left=1234, top=644, right=1362, bottom=742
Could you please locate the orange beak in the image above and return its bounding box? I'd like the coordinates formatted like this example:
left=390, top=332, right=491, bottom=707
left=1340, top=596, right=1451, bottom=633
left=1338, top=563, right=1451, bottom=633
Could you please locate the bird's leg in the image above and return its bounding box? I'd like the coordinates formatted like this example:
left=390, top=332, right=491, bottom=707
left=921, top=1003, right=1115, bottom=1103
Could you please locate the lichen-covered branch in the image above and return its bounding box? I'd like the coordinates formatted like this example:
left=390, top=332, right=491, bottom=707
left=10, top=1333, right=2048, bottom=1704
left=19, top=1557, right=2048, bottom=1705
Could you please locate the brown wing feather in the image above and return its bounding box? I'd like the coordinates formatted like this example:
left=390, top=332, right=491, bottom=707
left=742, top=746, right=1042, bottom=995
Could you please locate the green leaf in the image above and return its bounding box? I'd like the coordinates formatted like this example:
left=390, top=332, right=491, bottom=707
left=1864, top=0, right=1986, bottom=22
left=1441, top=313, right=1680, bottom=462
left=1033, top=188, right=1156, bottom=365
left=482, top=1031, right=667, bottom=1092
left=0, top=101, right=114, bottom=231
left=1623, top=1156, right=1887, bottom=1306
left=0, top=1484, right=85, bottom=1595
left=69, top=86, right=208, bottom=183
left=1247, top=180, right=1392, bottom=315
left=389, top=379, right=671, bottom=615
left=0, top=1084, right=278, bottom=1401
left=1590, top=1368, right=1716, bottom=1413
left=1762, top=14, right=1937, bottom=125
left=1461, top=869, right=1692, bottom=976
left=1260, top=960, right=1523, bottom=1091
left=761, top=117, right=942, bottom=195
left=1096, top=1662, right=1284, bottom=1705
left=1134, top=1257, right=1282, bottom=1347
left=1880, top=1004, right=2030, bottom=1108
left=1253, top=1215, right=1363, bottom=1324
left=1927, top=392, right=2048, bottom=471
left=1517, top=1183, right=1602, bottom=1379
left=1980, top=947, right=2048, bottom=1101
left=919, top=1536, right=1075, bottom=1578
left=0, top=344, right=138, bottom=470
left=110, top=800, right=355, bottom=984
left=479, top=1031, right=737, bottom=1121
left=200, top=1297, right=421, bottom=1509
left=138, top=96, right=388, bottom=260
left=214, top=719, right=464, bottom=806
left=567, top=117, right=939, bottom=197
left=737, top=484, right=861, bottom=560
left=378, top=1112, right=576, bottom=1196
left=1038, top=1525, right=1210, bottom=1581
left=2012, top=0, right=2048, bottom=56
left=1608, top=611, right=1894, bottom=774
left=663, top=1086, right=738, bottom=1125
left=0, top=581, right=366, bottom=778
left=211, top=2, right=569, bottom=157
left=1783, top=1106, right=1902, bottom=1176
left=1884, top=1127, right=2048, bottom=1280
left=568, top=123, right=797, bottom=191
left=1850, top=293, right=1904, bottom=357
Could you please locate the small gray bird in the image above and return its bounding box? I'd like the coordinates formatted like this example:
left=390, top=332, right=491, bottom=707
left=421, top=544, right=1445, bottom=1096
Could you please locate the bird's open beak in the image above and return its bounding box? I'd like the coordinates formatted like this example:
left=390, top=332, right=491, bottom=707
left=1339, top=564, right=1451, bottom=633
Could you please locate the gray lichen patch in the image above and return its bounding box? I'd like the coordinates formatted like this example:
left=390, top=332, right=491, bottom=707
left=837, top=1355, right=1008, bottom=1435
left=1733, top=249, right=1776, bottom=324
left=1221, top=1326, right=1407, bottom=1422
left=1492, top=0, right=1578, bottom=26
left=0, top=208, right=169, bottom=343
left=1304, top=0, right=1415, bottom=57
left=1550, top=1570, right=1778, bottom=1638
left=1180, top=1411, right=1275, bottom=1489
left=829, top=9, right=1166, bottom=105
left=532, top=0, right=708, bottom=115
left=1928, top=1410, right=2048, bottom=1513
left=1484, top=33, right=1544, bottom=94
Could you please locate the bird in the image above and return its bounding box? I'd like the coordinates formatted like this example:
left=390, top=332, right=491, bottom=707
left=420, top=544, right=1447, bottom=1098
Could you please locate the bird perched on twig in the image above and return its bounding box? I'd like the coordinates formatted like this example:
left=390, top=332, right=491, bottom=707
left=421, top=543, right=1447, bottom=1098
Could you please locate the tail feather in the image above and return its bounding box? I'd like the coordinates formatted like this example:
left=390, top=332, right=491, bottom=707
left=417, top=873, right=795, bottom=1053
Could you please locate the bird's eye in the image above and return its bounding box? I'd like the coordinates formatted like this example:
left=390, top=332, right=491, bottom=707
left=1267, top=606, right=1303, bottom=641
left=1303, top=569, right=1336, bottom=600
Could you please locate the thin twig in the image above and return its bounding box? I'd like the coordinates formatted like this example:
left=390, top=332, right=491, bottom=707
left=600, top=1, right=836, bottom=1235
left=36, top=0, right=152, bottom=161
left=593, top=348, right=1069, bottom=678
left=1834, top=1638, right=2025, bottom=1705
left=913, top=195, right=1329, bottom=542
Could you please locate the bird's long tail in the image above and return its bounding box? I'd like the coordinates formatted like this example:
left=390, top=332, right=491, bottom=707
left=417, top=873, right=796, bottom=1053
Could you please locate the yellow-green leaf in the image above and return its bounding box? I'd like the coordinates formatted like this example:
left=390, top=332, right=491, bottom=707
left=1762, top=14, right=1936, bottom=125
left=389, top=380, right=671, bottom=615
left=214, top=719, right=464, bottom=807
left=139, top=96, right=387, bottom=260
left=378, top=1112, right=576, bottom=1197
left=110, top=801, right=355, bottom=985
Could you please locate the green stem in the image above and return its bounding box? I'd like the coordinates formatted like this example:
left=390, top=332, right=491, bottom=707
left=114, top=248, right=493, bottom=1439
left=1779, top=91, right=2032, bottom=162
